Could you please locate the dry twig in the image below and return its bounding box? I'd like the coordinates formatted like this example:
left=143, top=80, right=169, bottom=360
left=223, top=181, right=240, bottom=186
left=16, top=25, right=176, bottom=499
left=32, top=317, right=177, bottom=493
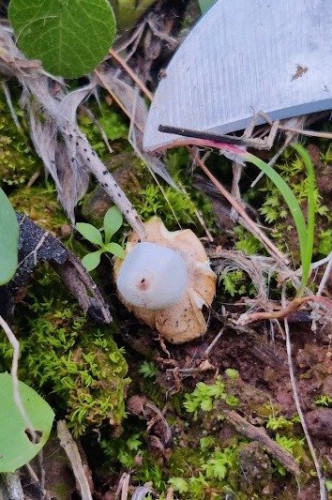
left=281, top=287, right=327, bottom=500
left=57, top=420, right=93, bottom=500
left=237, top=295, right=332, bottom=325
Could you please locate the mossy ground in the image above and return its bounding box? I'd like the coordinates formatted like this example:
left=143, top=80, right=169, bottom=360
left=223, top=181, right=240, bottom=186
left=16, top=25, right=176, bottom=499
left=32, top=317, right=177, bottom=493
left=1, top=77, right=332, bottom=499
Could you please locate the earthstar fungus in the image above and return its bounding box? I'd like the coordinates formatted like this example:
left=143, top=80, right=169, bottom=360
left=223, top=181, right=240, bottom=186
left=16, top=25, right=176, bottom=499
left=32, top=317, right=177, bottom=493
left=114, top=218, right=216, bottom=343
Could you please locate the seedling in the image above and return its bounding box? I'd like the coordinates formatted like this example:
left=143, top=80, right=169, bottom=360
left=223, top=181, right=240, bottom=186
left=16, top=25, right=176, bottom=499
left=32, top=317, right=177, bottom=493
left=138, top=361, right=157, bottom=379
left=76, top=206, right=125, bottom=272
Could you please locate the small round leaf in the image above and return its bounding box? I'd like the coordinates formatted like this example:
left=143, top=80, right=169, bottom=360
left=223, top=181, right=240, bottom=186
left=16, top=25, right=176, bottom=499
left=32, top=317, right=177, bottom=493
left=76, top=223, right=103, bottom=246
left=103, top=242, right=125, bottom=258
left=0, top=187, right=18, bottom=285
left=103, top=206, right=123, bottom=243
left=0, top=373, right=54, bottom=472
left=82, top=250, right=102, bottom=271
left=8, top=0, right=116, bottom=78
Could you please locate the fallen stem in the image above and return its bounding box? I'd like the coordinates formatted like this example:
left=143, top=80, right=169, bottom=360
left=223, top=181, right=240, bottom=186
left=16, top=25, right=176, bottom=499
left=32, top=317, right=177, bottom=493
left=0, top=315, right=36, bottom=442
left=237, top=295, right=332, bottom=325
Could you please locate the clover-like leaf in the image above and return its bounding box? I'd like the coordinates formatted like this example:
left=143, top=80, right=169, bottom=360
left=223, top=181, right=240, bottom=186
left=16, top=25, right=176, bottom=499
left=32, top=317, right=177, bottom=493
left=82, top=250, right=102, bottom=271
left=103, top=242, right=125, bottom=259
left=103, top=206, right=123, bottom=244
left=9, top=0, right=116, bottom=78
left=0, top=187, right=19, bottom=285
left=0, top=373, right=54, bottom=472
left=76, top=223, right=103, bottom=246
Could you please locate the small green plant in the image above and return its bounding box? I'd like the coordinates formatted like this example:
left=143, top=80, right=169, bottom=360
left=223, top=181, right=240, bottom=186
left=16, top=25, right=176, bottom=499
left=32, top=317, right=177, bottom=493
left=200, top=436, right=216, bottom=451
left=315, top=394, right=332, bottom=407
left=168, top=477, right=189, bottom=494
left=225, top=368, right=239, bottom=380
left=201, top=446, right=237, bottom=480
left=78, top=102, right=128, bottom=159
left=325, top=479, right=332, bottom=492
left=266, top=415, right=295, bottom=431
left=76, top=206, right=125, bottom=271
left=101, top=431, right=143, bottom=469
left=138, top=184, right=198, bottom=228
left=183, top=377, right=239, bottom=420
left=271, top=433, right=305, bottom=476
left=138, top=361, right=157, bottom=379
left=245, top=144, right=316, bottom=293
left=110, top=0, right=157, bottom=29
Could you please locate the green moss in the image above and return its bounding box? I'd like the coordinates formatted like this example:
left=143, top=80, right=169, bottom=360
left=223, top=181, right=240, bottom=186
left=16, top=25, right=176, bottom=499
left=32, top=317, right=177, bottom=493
left=0, top=88, right=41, bottom=187
left=10, top=185, right=69, bottom=236
left=133, top=178, right=215, bottom=233
left=0, top=266, right=129, bottom=437
left=78, top=101, right=128, bottom=160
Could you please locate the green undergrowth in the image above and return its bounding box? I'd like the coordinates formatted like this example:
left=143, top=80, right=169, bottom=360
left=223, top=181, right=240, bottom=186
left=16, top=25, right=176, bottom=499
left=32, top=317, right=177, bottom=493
left=78, top=100, right=129, bottom=160
left=0, top=87, right=41, bottom=187
left=96, top=375, right=311, bottom=499
left=79, top=105, right=216, bottom=234
left=10, top=184, right=68, bottom=236
left=133, top=148, right=216, bottom=233
left=252, top=145, right=332, bottom=261
left=0, top=266, right=129, bottom=437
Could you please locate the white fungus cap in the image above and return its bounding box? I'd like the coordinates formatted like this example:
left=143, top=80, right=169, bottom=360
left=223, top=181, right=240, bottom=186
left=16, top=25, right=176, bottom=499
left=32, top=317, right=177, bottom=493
left=116, top=242, right=188, bottom=310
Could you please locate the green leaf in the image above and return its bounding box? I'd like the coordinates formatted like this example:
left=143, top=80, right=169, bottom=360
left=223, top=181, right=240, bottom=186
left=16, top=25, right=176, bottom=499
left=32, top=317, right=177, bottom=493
left=110, top=0, right=157, bottom=29
left=103, top=242, right=125, bottom=258
left=325, top=480, right=332, bottom=492
left=246, top=152, right=308, bottom=291
left=81, top=250, right=102, bottom=271
left=76, top=223, right=103, bottom=246
left=292, top=143, right=315, bottom=292
left=8, top=0, right=116, bottom=78
left=198, top=0, right=217, bottom=14
left=0, top=373, right=54, bottom=472
left=0, top=187, right=19, bottom=285
left=247, top=144, right=316, bottom=294
left=103, top=206, right=123, bottom=244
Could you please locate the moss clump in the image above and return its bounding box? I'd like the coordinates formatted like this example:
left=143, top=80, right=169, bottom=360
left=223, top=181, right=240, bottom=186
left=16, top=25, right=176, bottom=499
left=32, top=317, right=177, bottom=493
left=10, top=186, right=69, bottom=236
left=0, top=89, right=41, bottom=186
left=0, top=267, right=129, bottom=437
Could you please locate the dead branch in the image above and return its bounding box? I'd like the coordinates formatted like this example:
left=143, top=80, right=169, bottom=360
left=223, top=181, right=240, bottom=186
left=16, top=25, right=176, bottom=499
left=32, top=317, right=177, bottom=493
left=237, top=295, right=332, bottom=325
left=57, top=420, right=93, bottom=500
left=1, top=214, right=111, bottom=324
